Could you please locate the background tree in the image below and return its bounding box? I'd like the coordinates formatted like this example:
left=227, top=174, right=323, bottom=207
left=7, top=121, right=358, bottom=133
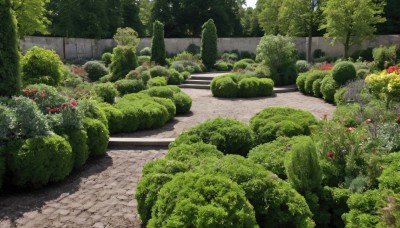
left=256, top=0, right=282, bottom=35
left=151, top=21, right=166, bottom=65
left=320, top=0, right=386, bottom=57
left=240, top=7, right=263, bottom=37
left=0, top=0, right=21, bottom=97
left=139, top=0, right=153, bottom=36
left=120, top=0, right=144, bottom=37
left=11, top=0, right=50, bottom=36
left=201, top=19, right=218, bottom=70
left=376, top=0, right=400, bottom=35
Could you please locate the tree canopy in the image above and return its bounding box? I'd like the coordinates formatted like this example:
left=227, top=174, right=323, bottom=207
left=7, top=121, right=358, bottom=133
left=11, top=0, right=50, bottom=36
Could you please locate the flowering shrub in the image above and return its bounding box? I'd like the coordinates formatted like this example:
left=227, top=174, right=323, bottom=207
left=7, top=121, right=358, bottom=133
left=71, top=67, right=87, bottom=76
left=319, top=63, right=334, bottom=71
left=365, top=70, right=400, bottom=108
left=386, top=66, right=400, bottom=73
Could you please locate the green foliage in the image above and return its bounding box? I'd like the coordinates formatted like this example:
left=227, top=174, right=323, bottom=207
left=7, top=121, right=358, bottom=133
left=151, top=97, right=176, bottom=121
left=378, top=153, right=400, bottom=192
left=211, top=76, right=239, bottom=98
left=114, top=79, right=146, bottom=96
left=284, top=136, right=322, bottom=194
left=165, top=142, right=224, bottom=162
left=332, top=61, right=357, bottom=85
left=110, top=46, right=139, bottom=82
left=147, top=77, right=167, bottom=87
left=238, top=77, right=260, bottom=97
left=256, top=35, right=297, bottom=86
left=181, top=71, right=191, bottom=80
left=78, top=99, right=108, bottom=128
left=201, top=19, right=218, bottom=69
left=140, top=47, right=151, bottom=56
left=83, top=61, right=109, bottom=82
left=98, top=102, right=123, bottom=134
left=101, top=52, right=113, bottom=67
left=0, top=153, right=4, bottom=189
left=82, top=118, right=109, bottom=156
left=373, top=45, right=397, bottom=70
left=147, top=172, right=258, bottom=228
left=151, top=21, right=166, bottom=65
left=21, top=46, right=63, bottom=86
left=62, top=129, right=89, bottom=169
left=113, top=27, right=140, bottom=48
left=172, top=92, right=192, bottom=114
left=92, top=83, right=119, bottom=104
left=319, top=186, right=351, bottom=228
left=23, top=84, right=67, bottom=113
left=138, top=55, right=151, bottom=65
left=0, top=105, right=17, bottom=146
left=304, top=71, right=331, bottom=95
left=312, top=78, right=323, bottom=97
left=296, top=73, right=308, bottom=93
left=11, top=0, right=50, bottom=36
left=320, top=75, right=340, bottom=103
left=296, top=60, right=311, bottom=73
left=0, top=0, right=20, bottom=97
left=170, top=118, right=254, bottom=156
left=214, top=61, right=231, bottom=71
left=6, top=135, right=73, bottom=188
left=250, top=107, right=318, bottom=145
left=233, top=61, right=250, bottom=71
left=140, top=86, right=174, bottom=99
left=332, top=104, right=361, bottom=127
left=167, top=69, right=184, bottom=85
left=149, top=65, right=169, bottom=78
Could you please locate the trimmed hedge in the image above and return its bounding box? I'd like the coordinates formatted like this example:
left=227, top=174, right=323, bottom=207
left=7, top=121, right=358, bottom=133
left=172, top=92, right=192, bottom=114
left=83, top=118, right=109, bottom=156
left=92, top=83, right=119, bottom=104
left=321, top=75, right=340, bottom=103
left=62, top=129, right=89, bottom=169
left=250, top=107, right=318, bottom=145
left=147, top=77, right=167, bottom=87
left=332, top=61, right=357, bottom=85
left=170, top=118, right=254, bottom=156
left=83, top=61, right=109, bottom=82
left=304, top=71, right=331, bottom=95
left=114, top=79, right=146, bottom=96
left=109, top=46, right=138, bottom=82
left=167, top=69, right=184, bottom=85
left=210, top=76, right=238, bottom=98
left=98, top=102, right=124, bottom=134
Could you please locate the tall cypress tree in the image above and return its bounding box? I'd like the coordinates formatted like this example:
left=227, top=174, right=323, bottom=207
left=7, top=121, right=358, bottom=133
left=0, top=0, right=21, bottom=97
left=151, top=21, right=166, bottom=65
left=201, top=19, right=218, bottom=70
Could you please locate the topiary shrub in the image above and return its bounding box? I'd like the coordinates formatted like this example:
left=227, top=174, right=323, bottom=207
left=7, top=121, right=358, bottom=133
left=0, top=0, right=21, bottom=97
left=321, top=75, right=340, bottom=103
left=151, top=97, right=176, bottom=121
left=137, top=55, right=151, bottom=65
left=250, top=107, right=318, bottom=145
left=181, top=71, right=191, bottom=80
left=172, top=92, right=192, bottom=114
left=296, top=60, right=311, bottom=73
left=149, top=65, right=169, bottom=78
left=304, top=71, right=331, bottom=95
left=210, top=77, right=238, bottom=98
left=151, top=21, right=166, bottom=65
left=6, top=135, right=73, bottom=188
left=201, top=19, right=218, bottom=70
left=167, top=69, right=184, bottom=85
left=79, top=99, right=108, bottom=127
left=170, top=118, right=254, bottom=156
left=140, top=47, right=151, bottom=56
left=148, top=172, right=257, bottom=227
left=238, top=77, right=260, bottom=97
left=92, top=83, right=119, bottom=104
left=21, top=46, right=63, bottom=86
left=140, top=86, right=174, bottom=99
left=101, top=52, right=113, bottom=67
left=296, top=73, right=308, bottom=93
left=312, top=78, right=323, bottom=97
left=98, top=102, right=123, bottom=134
left=332, top=61, right=357, bottom=85
left=82, top=118, right=109, bottom=156
left=83, top=61, right=109, bottom=82
left=372, top=45, right=397, bottom=70
left=109, top=46, right=139, bottom=82
left=114, top=79, right=146, bottom=96
left=62, top=129, right=89, bottom=169
left=258, top=78, right=274, bottom=96
left=233, top=61, right=250, bottom=71
left=214, top=61, right=230, bottom=71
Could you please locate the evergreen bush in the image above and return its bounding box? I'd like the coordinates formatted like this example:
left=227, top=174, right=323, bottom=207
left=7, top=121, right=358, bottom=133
left=167, top=69, right=184, bottom=85
left=101, top=52, right=113, bottom=67
left=201, top=19, right=218, bottom=69
left=114, top=79, right=146, bottom=96
left=92, top=83, right=119, bottom=104
left=147, top=77, right=167, bottom=87
left=109, top=46, right=138, bottom=82
left=82, top=118, right=109, bottom=156
left=140, top=47, right=151, bottom=56
left=210, top=77, right=239, bottom=98
left=151, top=21, right=166, bottom=65
left=332, top=61, right=357, bottom=85
left=172, top=92, right=192, bottom=114
left=83, top=61, right=109, bottom=81
left=79, top=99, right=108, bottom=127
left=98, top=102, right=124, bottom=134
left=149, top=65, right=169, bottom=78
left=62, top=129, right=89, bottom=169
left=320, top=75, right=340, bottom=103
left=304, top=71, right=331, bottom=95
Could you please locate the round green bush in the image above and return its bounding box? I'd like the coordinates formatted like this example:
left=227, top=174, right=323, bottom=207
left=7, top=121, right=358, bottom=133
left=304, top=71, right=330, bottom=95
left=147, top=77, right=167, bottom=87
left=82, top=61, right=109, bottom=82
left=6, top=135, right=73, bottom=187
left=82, top=118, right=109, bottom=156
left=258, top=78, right=274, bottom=96
left=170, top=118, right=254, bottom=156
left=357, top=69, right=369, bottom=79
left=147, top=172, right=257, bottom=228
left=151, top=97, right=176, bottom=121
left=332, top=61, right=357, bottom=85
left=172, top=92, right=192, bottom=114
left=312, top=78, right=323, bottom=97
left=165, top=142, right=224, bottom=162
left=101, top=52, right=113, bottom=67
left=334, top=87, right=348, bottom=105
left=167, top=69, right=184, bottom=85
left=233, top=61, right=250, bottom=71
left=165, top=85, right=182, bottom=93
left=321, top=75, right=340, bottom=103
left=250, top=107, right=318, bottom=145
left=238, top=77, right=259, bottom=97
left=296, top=73, right=308, bottom=93
left=92, top=82, right=119, bottom=104
left=296, top=60, right=311, bottom=73
left=140, top=47, right=152, bottom=56
left=210, top=77, right=239, bottom=98
left=149, top=66, right=169, bottom=78
left=332, top=104, right=361, bottom=127
left=21, top=46, right=63, bottom=86
left=62, top=129, right=89, bottom=169
left=98, top=102, right=124, bottom=134
left=79, top=99, right=108, bottom=127
left=125, top=69, right=151, bottom=84
left=110, top=46, right=139, bottom=82
left=181, top=71, right=191, bottom=80
left=140, top=86, right=174, bottom=99
left=114, top=79, right=146, bottom=96
left=138, top=56, right=151, bottom=65
left=214, top=61, right=230, bottom=71
left=24, top=83, right=67, bottom=113
left=254, top=65, right=272, bottom=78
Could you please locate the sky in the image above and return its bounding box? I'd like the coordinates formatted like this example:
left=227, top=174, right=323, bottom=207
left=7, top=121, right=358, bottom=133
left=244, top=0, right=257, bottom=8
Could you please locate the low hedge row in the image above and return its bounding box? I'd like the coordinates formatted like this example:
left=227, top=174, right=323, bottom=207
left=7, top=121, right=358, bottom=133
left=211, top=73, right=274, bottom=98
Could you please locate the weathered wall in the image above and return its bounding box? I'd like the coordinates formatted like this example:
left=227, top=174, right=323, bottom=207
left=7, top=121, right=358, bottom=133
left=20, top=35, right=400, bottom=60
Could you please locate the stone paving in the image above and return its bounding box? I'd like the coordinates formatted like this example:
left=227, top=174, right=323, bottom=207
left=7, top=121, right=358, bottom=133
left=0, top=148, right=167, bottom=227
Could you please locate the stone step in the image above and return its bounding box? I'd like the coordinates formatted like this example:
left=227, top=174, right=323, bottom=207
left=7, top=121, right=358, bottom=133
left=273, top=85, right=298, bottom=93
left=190, top=75, right=215, bottom=81
left=108, top=137, right=175, bottom=147
left=179, top=84, right=210, bottom=89
left=184, top=79, right=211, bottom=85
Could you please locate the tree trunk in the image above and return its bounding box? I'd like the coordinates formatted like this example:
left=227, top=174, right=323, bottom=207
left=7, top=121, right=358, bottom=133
left=344, top=32, right=351, bottom=58
left=307, top=30, right=313, bottom=63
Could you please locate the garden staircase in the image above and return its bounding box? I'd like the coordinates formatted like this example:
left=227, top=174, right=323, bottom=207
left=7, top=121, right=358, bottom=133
left=179, top=74, right=215, bottom=89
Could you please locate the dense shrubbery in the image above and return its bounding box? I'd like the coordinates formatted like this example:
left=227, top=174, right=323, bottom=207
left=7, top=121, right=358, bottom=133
left=101, top=52, right=113, bottom=67
left=82, top=118, right=109, bottom=156
left=83, top=61, right=109, bottom=82
left=151, top=21, right=166, bottom=65
left=167, top=69, right=184, bottom=85
left=373, top=45, right=397, bottom=70
left=321, top=75, right=340, bottom=103
left=114, top=79, right=146, bottom=95
left=250, top=107, right=318, bottom=145
left=98, top=103, right=124, bottom=134
left=109, top=46, right=138, bottom=82
left=147, top=76, right=167, bottom=87
left=61, top=129, right=89, bottom=169
left=201, top=19, right=218, bottom=70
left=332, top=61, right=357, bottom=85
left=92, top=82, right=119, bottom=104
left=296, top=60, right=311, bottom=73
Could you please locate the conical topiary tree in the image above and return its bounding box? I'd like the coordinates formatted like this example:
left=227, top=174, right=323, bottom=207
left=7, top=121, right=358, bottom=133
left=0, top=0, right=21, bottom=97
left=201, top=19, right=218, bottom=70
left=151, top=20, right=166, bottom=65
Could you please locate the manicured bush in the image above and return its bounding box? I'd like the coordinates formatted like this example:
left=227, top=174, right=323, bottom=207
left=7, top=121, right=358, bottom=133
left=334, top=87, right=348, bottom=105
left=140, top=47, right=151, bottom=56
left=62, top=129, right=89, bottom=169
left=83, top=61, right=109, bottom=82
left=21, top=46, right=63, bottom=86
left=151, top=21, right=166, bottom=65
left=114, top=79, right=146, bottom=96
left=233, top=61, right=250, bottom=71
left=82, top=118, right=109, bottom=156
left=151, top=97, right=176, bottom=121
left=214, top=61, right=230, bottom=71
left=373, top=45, right=397, bottom=70
left=109, top=46, right=139, bottom=82
left=137, top=55, right=151, bottom=65
left=98, top=103, right=124, bottom=134
left=304, top=71, right=330, bottom=95
left=201, top=19, right=218, bottom=69
left=258, top=78, right=274, bottom=96
left=296, top=60, right=311, bottom=73
left=296, top=73, right=308, bottom=93
left=23, top=84, right=67, bottom=113
left=181, top=71, right=191, bottom=80
left=79, top=99, right=108, bottom=127
left=210, top=77, right=238, bottom=98
left=126, top=69, right=151, bottom=84
left=172, top=92, right=192, bottom=114
left=170, top=118, right=254, bottom=156
left=332, top=61, right=357, bottom=85
left=6, top=135, right=73, bottom=187
left=101, top=52, right=113, bottom=67
left=165, top=142, right=224, bottom=162
left=0, top=0, right=21, bottom=97
left=140, top=86, right=174, bottom=99
left=250, top=107, right=318, bottom=145
left=92, top=83, right=119, bottom=104
left=238, top=77, right=259, bottom=97
left=148, top=172, right=257, bottom=228
left=149, top=65, right=169, bottom=78
left=320, top=75, right=340, bottom=103
left=312, top=78, right=323, bottom=97
left=167, top=69, right=184, bottom=85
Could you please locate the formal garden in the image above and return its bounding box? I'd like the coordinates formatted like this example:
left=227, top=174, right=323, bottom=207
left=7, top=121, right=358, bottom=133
left=1, top=0, right=400, bottom=227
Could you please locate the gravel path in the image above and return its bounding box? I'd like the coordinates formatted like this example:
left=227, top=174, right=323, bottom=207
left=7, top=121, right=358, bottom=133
left=114, top=89, right=336, bottom=138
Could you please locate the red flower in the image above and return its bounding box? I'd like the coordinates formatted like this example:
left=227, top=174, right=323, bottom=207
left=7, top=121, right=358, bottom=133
left=386, top=66, right=400, bottom=73
left=55, top=108, right=61, bottom=113
left=327, top=151, right=335, bottom=159
left=319, top=64, right=334, bottom=71
left=31, top=89, right=38, bottom=93
left=70, top=101, right=77, bottom=106
left=62, top=103, right=67, bottom=108
left=397, top=116, right=400, bottom=124
left=47, top=107, right=53, bottom=113
left=24, top=89, right=30, bottom=95
left=346, top=127, right=353, bottom=131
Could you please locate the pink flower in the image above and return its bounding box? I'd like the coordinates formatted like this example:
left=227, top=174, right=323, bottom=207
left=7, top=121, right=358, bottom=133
left=24, top=89, right=30, bottom=95
left=70, top=101, right=77, bottom=106
left=62, top=103, right=67, bottom=108
left=55, top=108, right=61, bottom=113
left=327, top=151, right=335, bottom=159
left=346, top=127, right=353, bottom=131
